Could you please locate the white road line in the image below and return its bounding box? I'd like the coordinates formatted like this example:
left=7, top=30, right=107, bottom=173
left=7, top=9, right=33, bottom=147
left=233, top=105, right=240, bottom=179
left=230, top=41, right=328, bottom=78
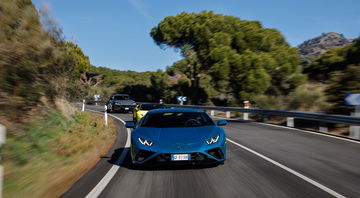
left=211, top=115, right=360, bottom=144
left=256, top=122, right=360, bottom=144
left=227, top=138, right=346, bottom=198
left=84, top=108, right=131, bottom=198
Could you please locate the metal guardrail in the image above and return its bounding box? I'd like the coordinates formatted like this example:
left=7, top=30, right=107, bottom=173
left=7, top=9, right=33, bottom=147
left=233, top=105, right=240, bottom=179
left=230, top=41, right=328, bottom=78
left=83, top=100, right=360, bottom=125
left=165, top=104, right=360, bottom=126
left=82, top=99, right=360, bottom=137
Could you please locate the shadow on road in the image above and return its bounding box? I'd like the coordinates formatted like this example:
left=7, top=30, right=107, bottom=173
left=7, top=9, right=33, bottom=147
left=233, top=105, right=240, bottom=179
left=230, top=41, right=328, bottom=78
left=107, top=147, right=220, bottom=171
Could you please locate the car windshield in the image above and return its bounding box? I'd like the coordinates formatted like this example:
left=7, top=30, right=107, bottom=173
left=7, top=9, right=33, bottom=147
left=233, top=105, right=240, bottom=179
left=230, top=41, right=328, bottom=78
left=141, top=112, right=214, bottom=128
left=140, top=104, right=165, bottom=110
left=113, top=95, right=130, bottom=100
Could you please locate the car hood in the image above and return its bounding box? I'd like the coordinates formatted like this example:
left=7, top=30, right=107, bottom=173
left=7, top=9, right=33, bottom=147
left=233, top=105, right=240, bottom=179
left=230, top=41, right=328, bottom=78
left=137, top=110, right=148, bottom=115
left=134, top=126, right=219, bottom=145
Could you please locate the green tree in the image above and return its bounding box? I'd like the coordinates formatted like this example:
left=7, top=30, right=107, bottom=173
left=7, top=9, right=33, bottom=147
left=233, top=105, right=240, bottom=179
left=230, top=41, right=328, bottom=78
left=304, top=38, right=360, bottom=82
left=326, top=65, right=360, bottom=114
left=0, top=0, right=78, bottom=117
left=64, top=42, right=90, bottom=77
left=303, top=38, right=360, bottom=114
left=151, top=11, right=305, bottom=105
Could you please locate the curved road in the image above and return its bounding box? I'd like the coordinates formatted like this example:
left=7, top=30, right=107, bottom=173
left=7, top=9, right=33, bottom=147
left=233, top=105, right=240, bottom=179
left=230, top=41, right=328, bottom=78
left=62, top=105, right=360, bottom=198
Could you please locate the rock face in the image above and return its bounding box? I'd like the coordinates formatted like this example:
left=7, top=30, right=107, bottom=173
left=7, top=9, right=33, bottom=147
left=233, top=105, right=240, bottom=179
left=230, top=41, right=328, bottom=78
left=298, top=32, right=351, bottom=65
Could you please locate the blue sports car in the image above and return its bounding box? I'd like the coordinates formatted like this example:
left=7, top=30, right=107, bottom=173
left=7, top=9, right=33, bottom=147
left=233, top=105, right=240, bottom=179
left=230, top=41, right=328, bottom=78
left=125, top=108, right=227, bottom=165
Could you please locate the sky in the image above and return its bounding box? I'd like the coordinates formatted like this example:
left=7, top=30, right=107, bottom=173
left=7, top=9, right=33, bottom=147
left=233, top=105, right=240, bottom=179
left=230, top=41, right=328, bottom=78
left=31, top=0, right=360, bottom=72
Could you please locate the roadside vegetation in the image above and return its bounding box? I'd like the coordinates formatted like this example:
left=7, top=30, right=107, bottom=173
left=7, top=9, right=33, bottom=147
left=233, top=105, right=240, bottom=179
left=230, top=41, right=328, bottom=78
left=1, top=107, right=115, bottom=198
left=304, top=38, right=360, bottom=115
left=0, top=1, right=116, bottom=197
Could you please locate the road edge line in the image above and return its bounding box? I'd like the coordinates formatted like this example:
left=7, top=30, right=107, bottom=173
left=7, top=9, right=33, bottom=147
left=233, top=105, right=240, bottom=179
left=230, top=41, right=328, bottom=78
left=227, top=138, right=345, bottom=198
left=84, top=109, right=131, bottom=198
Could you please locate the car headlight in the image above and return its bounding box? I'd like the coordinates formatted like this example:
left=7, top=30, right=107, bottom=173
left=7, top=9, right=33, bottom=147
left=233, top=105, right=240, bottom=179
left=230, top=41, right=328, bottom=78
left=138, top=137, right=153, bottom=146
left=206, top=135, right=219, bottom=145
left=115, top=102, right=121, bottom=105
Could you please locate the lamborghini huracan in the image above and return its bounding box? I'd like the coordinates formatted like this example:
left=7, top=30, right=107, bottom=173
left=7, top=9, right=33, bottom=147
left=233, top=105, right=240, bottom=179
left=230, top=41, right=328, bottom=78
left=126, top=108, right=227, bottom=165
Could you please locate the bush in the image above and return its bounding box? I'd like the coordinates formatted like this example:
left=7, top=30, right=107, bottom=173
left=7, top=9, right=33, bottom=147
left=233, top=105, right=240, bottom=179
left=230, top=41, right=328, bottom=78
left=286, top=83, right=331, bottom=112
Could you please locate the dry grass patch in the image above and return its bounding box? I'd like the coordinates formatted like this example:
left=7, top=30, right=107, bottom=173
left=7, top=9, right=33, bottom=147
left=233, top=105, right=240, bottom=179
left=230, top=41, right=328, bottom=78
left=1, top=110, right=116, bottom=198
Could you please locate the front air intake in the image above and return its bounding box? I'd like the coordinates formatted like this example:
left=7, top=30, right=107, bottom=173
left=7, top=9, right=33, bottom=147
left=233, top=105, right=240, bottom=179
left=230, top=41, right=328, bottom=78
left=135, top=150, right=155, bottom=161
left=206, top=148, right=224, bottom=159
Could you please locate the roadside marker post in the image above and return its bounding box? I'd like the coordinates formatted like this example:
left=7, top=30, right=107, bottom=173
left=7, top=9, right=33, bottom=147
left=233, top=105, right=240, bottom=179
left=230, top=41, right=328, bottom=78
left=345, top=94, right=360, bottom=138
left=350, top=106, right=360, bottom=138
left=319, top=122, right=328, bottom=133
left=0, top=124, right=6, bottom=198
left=0, top=125, right=5, bottom=146
left=243, top=101, right=250, bottom=120
left=0, top=165, right=3, bottom=198
left=82, top=99, right=85, bottom=112
left=104, top=105, right=108, bottom=126
left=287, top=117, right=294, bottom=127
left=226, top=111, right=231, bottom=118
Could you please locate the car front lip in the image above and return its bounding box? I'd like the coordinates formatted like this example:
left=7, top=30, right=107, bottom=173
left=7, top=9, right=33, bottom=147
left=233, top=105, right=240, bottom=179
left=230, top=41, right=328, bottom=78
left=131, top=144, right=226, bottom=164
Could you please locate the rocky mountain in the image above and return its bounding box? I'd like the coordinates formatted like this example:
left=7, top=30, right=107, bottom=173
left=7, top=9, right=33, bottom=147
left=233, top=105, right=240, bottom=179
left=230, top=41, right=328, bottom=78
left=298, top=32, right=352, bottom=65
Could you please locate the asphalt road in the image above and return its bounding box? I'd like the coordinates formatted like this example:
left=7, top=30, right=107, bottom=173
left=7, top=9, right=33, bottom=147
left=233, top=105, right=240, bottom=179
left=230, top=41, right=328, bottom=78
left=62, top=105, right=360, bottom=198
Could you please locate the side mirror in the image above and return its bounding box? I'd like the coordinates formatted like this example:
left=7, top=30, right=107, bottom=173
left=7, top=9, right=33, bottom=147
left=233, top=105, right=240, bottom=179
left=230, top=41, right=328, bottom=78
left=217, top=120, right=228, bottom=126
left=125, top=121, right=135, bottom=128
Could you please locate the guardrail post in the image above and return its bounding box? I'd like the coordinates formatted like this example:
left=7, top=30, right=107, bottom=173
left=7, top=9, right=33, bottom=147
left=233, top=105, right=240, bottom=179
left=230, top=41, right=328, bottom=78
left=104, top=105, right=108, bottom=126
left=226, top=111, right=231, bottom=118
left=287, top=117, right=294, bottom=127
left=210, top=110, right=215, bottom=116
left=263, top=115, right=269, bottom=123
left=243, top=112, right=249, bottom=121
left=319, top=122, right=328, bottom=133
left=82, top=99, right=85, bottom=112
left=350, top=111, right=360, bottom=138
left=350, top=125, right=360, bottom=138
left=0, top=124, right=6, bottom=198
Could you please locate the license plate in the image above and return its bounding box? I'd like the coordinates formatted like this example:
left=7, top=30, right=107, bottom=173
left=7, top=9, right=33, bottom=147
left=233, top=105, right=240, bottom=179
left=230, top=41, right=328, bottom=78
left=171, top=154, right=190, bottom=161
left=125, top=107, right=129, bottom=110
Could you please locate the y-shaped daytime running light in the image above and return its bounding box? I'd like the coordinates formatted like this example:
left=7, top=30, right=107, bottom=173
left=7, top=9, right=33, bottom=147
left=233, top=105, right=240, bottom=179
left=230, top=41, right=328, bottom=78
left=138, top=137, right=153, bottom=146
left=206, top=135, right=220, bottom=145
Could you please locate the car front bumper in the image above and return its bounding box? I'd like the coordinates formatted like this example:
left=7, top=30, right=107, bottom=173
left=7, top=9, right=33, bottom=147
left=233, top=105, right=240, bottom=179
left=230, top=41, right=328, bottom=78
left=113, top=105, right=134, bottom=111
left=131, top=144, right=226, bottom=165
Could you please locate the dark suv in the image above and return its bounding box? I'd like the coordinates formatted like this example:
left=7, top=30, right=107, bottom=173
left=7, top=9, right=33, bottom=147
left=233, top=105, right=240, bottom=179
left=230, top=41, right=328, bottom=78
left=106, top=94, right=136, bottom=113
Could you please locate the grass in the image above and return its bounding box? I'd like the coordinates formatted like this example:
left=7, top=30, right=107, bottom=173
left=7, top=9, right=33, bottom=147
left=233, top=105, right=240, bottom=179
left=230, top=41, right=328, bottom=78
left=1, top=109, right=116, bottom=198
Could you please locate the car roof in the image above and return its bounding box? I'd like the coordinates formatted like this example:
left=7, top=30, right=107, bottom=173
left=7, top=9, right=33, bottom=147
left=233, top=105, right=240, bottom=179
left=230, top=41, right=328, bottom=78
left=147, top=108, right=204, bottom=114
